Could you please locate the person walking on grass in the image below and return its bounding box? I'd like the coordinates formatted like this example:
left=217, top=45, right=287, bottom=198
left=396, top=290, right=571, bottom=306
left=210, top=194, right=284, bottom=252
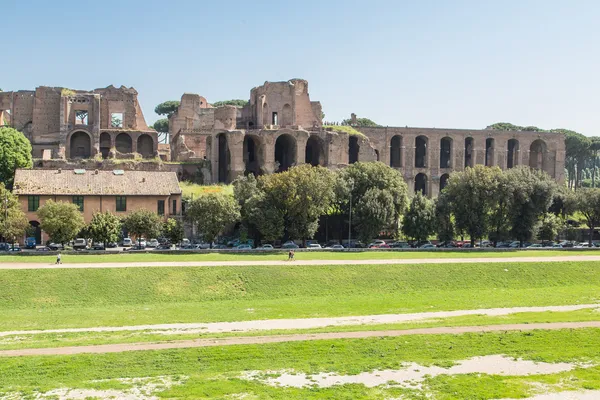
left=56, top=252, right=62, bottom=265
left=288, top=249, right=295, bottom=261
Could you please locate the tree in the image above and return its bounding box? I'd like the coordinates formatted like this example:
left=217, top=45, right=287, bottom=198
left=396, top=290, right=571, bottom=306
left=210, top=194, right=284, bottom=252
left=537, top=213, right=562, bottom=243
left=37, top=200, right=85, bottom=246
left=487, top=170, right=512, bottom=245
left=154, top=101, right=180, bottom=118
left=505, top=167, right=556, bottom=246
left=402, top=192, right=436, bottom=243
left=211, top=99, right=248, bottom=108
left=555, top=129, right=590, bottom=189
left=122, top=209, right=162, bottom=246
left=0, top=127, right=33, bottom=189
left=150, top=118, right=170, bottom=145
left=162, top=218, right=184, bottom=245
left=435, top=193, right=454, bottom=243
left=576, top=188, right=600, bottom=246
left=88, top=211, right=122, bottom=246
left=245, top=191, right=285, bottom=242
left=354, top=188, right=396, bottom=243
left=341, top=117, right=380, bottom=127
left=549, top=186, right=577, bottom=219
left=0, top=183, right=28, bottom=245
left=233, top=174, right=262, bottom=242
left=187, top=193, right=240, bottom=246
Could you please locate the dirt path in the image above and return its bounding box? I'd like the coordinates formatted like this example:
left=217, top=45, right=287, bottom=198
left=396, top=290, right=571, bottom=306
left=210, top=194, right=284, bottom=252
left=2, top=255, right=600, bottom=270
left=3, top=321, right=600, bottom=357
left=1, top=304, right=598, bottom=337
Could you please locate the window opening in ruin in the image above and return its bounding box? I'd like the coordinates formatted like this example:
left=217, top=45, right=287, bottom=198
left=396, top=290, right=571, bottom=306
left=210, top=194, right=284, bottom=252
left=0, top=109, right=11, bottom=126
left=374, top=149, right=380, bottom=161
left=75, top=110, right=88, bottom=125
left=440, top=137, right=452, bottom=168
left=485, top=138, right=495, bottom=167
left=111, top=112, right=123, bottom=128
left=390, top=135, right=402, bottom=168
left=100, top=132, right=111, bottom=159
left=415, top=136, right=427, bottom=168
left=440, top=173, right=450, bottom=192
left=69, top=131, right=91, bottom=159
left=305, top=136, right=325, bottom=167
left=115, top=133, right=132, bottom=154
left=275, top=134, right=297, bottom=172
left=415, top=173, right=428, bottom=196
left=464, top=137, right=474, bottom=168
left=529, top=139, right=547, bottom=171
left=507, top=139, right=519, bottom=169
left=272, top=112, right=278, bottom=126
left=217, top=133, right=231, bottom=183
left=244, top=135, right=263, bottom=176
left=137, top=134, right=154, bottom=158
left=349, top=136, right=359, bottom=164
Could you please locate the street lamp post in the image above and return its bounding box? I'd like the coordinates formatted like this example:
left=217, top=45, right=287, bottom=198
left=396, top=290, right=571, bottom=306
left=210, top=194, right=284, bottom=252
left=348, top=181, right=354, bottom=248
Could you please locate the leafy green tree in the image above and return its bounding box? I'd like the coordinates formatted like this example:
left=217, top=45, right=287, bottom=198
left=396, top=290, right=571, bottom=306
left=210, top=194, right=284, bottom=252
left=151, top=118, right=169, bottom=134
left=537, top=213, right=562, bottom=243
left=444, top=166, right=500, bottom=246
left=486, top=122, right=525, bottom=131
left=354, top=188, right=395, bottom=243
left=487, top=170, right=512, bottom=245
left=162, top=218, right=184, bottom=245
left=246, top=191, right=285, bottom=242
left=341, top=117, right=380, bottom=127
left=212, top=99, right=248, bottom=108
left=87, top=211, right=122, bottom=246
left=0, top=183, right=28, bottom=244
left=435, top=193, right=454, bottom=243
left=233, top=174, right=261, bottom=241
left=37, top=200, right=85, bottom=246
left=122, top=209, right=162, bottom=246
left=505, top=166, right=556, bottom=246
left=549, top=186, right=577, bottom=219
left=154, top=101, right=180, bottom=117
left=576, top=188, right=600, bottom=246
left=555, top=129, right=591, bottom=189
left=402, top=192, right=436, bottom=243
left=0, top=127, right=33, bottom=188
left=187, top=193, right=240, bottom=246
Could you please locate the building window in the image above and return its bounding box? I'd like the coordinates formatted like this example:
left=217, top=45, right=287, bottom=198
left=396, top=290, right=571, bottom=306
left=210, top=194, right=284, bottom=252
left=172, top=199, right=177, bottom=215
left=272, top=112, right=278, bottom=125
left=72, top=196, right=84, bottom=212
left=28, top=196, right=40, bottom=212
left=116, top=196, right=127, bottom=212
left=158, top=200, right=165, bottom=216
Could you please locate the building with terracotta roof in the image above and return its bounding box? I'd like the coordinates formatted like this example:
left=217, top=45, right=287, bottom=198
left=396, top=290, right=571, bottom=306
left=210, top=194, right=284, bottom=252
left=13, top=169, right=182, bottom=244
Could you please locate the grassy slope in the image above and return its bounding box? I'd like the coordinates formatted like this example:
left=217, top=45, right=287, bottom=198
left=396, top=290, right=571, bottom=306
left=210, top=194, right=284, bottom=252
left=1, top=249, right=599, bottom=263
left=179, top=182, right=233, bottom=199
left=1, top=262, right=599, bottom=330
left=1, top=329, right=600, bottom=399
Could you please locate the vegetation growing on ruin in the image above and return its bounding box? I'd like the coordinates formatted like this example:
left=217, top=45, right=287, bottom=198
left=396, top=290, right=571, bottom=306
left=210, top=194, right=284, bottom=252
left=60, top=88, right=76, bottom=96
left=180, top=182, right=233, bottom=199
left=212, top=99, right=248, bottom=108
left=323, top=124, right=365, bottom=137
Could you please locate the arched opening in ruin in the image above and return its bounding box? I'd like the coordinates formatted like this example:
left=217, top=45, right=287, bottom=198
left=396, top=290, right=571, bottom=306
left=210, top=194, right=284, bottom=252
left=243, top=135, right=264, bottom=176
left=415, top=173, right=428, bottom=196
left=262, top=103, right=269, bottom=127
left=349, top=136, right=359, bottom=164
left=137, top=134, right=154, bottom=158
left=217, top=133, right=230, bottom=183
left=440, top=173, right=450, bottom=192
left=115, top=133, right=132, bottom=154
left=507, top=139, right=519, bottom=169
left=390, top=135, right=402, bottom=168
left=275, top=134, right=296, bottom=173
left=69, top=131, right=91, bottom=159
left=440, top=137, right=453, bottom=168
left=485, top=138, right=495, bottom=167
left=305, top=135, right=326, bottom=167
left=29, top=221, right=41, bottom=245
left=415, top=136, right=428, bottom=168
left=374, top=149, right=380, bottom=161
left=100, top=132, right=111, bottom=159
left=464, top=137, right=474, bottom=168
left=529, top=139, right=547, bottom=171
left=281, top=104, right=293, bottom=127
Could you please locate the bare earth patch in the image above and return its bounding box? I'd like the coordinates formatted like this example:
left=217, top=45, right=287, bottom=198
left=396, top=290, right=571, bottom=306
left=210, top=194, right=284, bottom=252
left=498, top=390, right=600, bottom=399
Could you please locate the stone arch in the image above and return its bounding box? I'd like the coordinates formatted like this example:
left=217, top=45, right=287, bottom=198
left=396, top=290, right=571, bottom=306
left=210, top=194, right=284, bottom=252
left=390, top=135, right=402, bottom=168
left=507, top=139, right=519, bottom=169
left=349, top=136, right=359, bottom=164
left=243, top=134, right=264, bottom=176
left=281, top=104, right=293, bottom=127
left=440, top=137, right=453, bottom=168
left=485, top=138, right=495, bottom=166
left=68, top=131, right=92, bottom=159
left=275, top=133, right=297, bottom=172
left=217, top=132, right=230, bottom=183
left=305, top=135, right=326, bottom=166
left=440, top=173, right=450, bottom=192
left=415, top=136, right=428, bottom=168
left=115, top=133, right=132, bottom=154
left=529, top=139, right=547, bottom=171
left=100, top=132, right=111, bottom=159
left=464, top=137, right=474, bottom=168
left=137, top=134, right=154, bottom=158
left=29, top=221, right=41, bottom=245
left=415, top=173, right=428, bottom=196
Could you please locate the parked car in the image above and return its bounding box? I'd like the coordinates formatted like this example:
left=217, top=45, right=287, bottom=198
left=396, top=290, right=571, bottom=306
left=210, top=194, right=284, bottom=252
left=527, top=243, right=543, bottom=248
left=25, top=237, right=37, bottom=249
left=106, top=242, right=118, bottom=248
left=157, top=243, right=172, bottom=250
left=257, top=244, right=274, bottom=250
left=307, top=243, right=322, bottom=249
left=147, top=239, right=159, bottom=248
left=91, top=242, right=106, bottom=250
left=47, top=243, right=63, bottom=251
left=437, top=241, right=457, bottom=248
left=552, top=244, right=564, bottom=248
left=390, top=241, right=411, bottom=248
left=37, top=246, right=52, bottom=252
left=138, top=238, right=147, bottom=248
left=368, top=240, right=386, bottom=248
left=328, top=244, right=345, bottom=249
left=282, top=241, right=299, bottom=249
left=8, top=244, right=21, bottom=252
left=212, top=244, right=228, bottom=249
left=420, top=243, right=436, bottom=249
left=236, top=244, right=253, bottom=250
left=73, top=238, right=88, bottom=250
left=370, top=243, right=391, bottom=249
left=121, top=238, right=133, bottom=247
left=0, top=243, right=9, bottom=251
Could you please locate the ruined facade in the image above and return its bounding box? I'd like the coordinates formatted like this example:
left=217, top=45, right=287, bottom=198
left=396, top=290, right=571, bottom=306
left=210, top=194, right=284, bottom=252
left=0, top=86, right=159, bottom=160
left=169, top=79, right=565, bottom=196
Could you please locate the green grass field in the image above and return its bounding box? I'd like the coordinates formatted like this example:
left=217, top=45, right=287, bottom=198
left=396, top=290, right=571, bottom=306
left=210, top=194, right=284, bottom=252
left=1, top=249, right=599, bottom=263
left=1, top=261, right=599, bottom=331
left=1, top=329, right=600, bottom=399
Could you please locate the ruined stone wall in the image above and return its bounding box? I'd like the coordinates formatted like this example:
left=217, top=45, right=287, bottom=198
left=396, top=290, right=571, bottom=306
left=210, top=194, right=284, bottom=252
left=32, top=87, right=62, bottom=143
left=214, top=106, right=237, bottom=130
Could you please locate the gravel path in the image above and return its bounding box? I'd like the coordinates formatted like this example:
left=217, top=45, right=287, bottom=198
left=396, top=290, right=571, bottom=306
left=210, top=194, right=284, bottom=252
left=1, top=304, right=597, bottom=337
left=2, top=255, right=600, bottom=269
left=3, top=321, right=600, bottom=357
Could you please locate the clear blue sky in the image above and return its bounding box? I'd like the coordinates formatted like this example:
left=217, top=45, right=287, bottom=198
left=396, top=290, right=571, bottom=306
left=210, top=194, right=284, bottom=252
left=3, top=0, right=599, bottom=135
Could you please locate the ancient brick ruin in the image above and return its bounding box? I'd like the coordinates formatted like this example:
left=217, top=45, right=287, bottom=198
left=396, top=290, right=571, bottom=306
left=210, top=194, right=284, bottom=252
left=0, top=86, right=161, bottom=161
